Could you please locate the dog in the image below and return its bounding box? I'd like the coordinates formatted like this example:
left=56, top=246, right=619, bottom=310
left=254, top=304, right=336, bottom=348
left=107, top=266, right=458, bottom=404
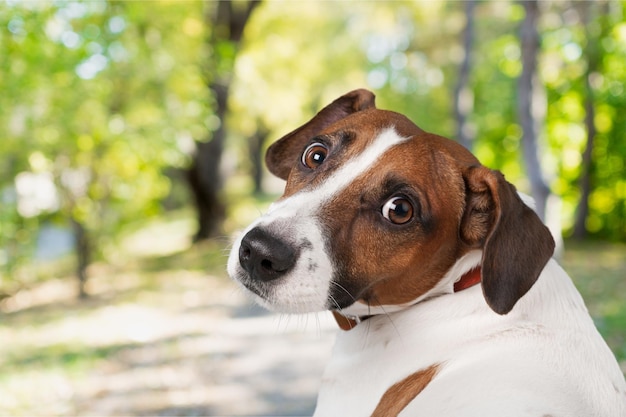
left=227, top=89, right=626, bottom=416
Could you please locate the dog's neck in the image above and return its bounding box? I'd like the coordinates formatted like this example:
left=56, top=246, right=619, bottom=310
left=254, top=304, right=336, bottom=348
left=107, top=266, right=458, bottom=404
left=333, top=267, right=482, bottom=331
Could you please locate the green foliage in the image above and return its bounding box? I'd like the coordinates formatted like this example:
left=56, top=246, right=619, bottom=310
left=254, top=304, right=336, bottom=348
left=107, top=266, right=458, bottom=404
left=2, top=0, right=626, bottom=292
left=540, top=2, right=626, bottom=240
left=562, top=239, right=626, bottom=359
left=0, top=1, right=208, bottom=284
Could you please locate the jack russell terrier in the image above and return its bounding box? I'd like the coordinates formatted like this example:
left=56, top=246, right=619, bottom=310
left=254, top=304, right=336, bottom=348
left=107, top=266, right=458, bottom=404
left=227, top=89, right=626, bottom=416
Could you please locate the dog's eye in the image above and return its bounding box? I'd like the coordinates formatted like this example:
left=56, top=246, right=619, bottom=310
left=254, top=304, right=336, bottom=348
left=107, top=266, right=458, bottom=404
left=302, top=143, right=328, bottom=169
left=382, top=196, right=414, bottom=224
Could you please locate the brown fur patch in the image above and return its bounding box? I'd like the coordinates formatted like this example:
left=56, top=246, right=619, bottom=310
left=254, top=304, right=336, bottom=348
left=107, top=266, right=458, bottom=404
left=370, top=364, right=440, bottom=417
left=266, top=89, right=376, bottom=180
left=331, top=311, right=358, bottom=330
left=321, top=126, right=476, bottom=308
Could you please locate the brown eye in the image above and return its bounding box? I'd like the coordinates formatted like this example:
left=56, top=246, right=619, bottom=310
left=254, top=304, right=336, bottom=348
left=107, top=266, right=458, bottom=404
left=302, top=143, right=328, bottom=169
left=382, top=196, right=413, bottom=224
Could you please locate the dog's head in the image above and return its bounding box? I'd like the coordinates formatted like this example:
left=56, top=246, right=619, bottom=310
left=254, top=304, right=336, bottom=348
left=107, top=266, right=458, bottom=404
left=227, top=89, right=554, bottom=320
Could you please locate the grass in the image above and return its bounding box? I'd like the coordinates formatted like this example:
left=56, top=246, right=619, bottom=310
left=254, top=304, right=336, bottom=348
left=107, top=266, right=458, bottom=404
left=561, top=239, right=626, bottom=363
left=0, top=209, right=624, bottom=415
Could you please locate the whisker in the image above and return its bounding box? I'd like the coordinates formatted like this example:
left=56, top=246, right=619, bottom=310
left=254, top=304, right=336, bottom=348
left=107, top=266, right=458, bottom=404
left=300, top=313, right=308, bottom=331
left=326, top=288, right=349, bottom=314
left=329, top=280, right=356, bottom=303
left=371, top=294, right=402, bottom=341
left=327, top=293, right=342, bottom=310
left=275, top=313, right=288, bottom=333
left=357, top=300, right=374, bottom=348
left=314, top=312, right=322, bottom=337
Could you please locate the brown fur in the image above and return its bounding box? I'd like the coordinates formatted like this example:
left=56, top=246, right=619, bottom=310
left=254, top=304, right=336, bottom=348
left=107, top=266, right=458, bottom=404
left=266, top=89, right=376, bottom=181
left=370, top=364, right=440, bottom=417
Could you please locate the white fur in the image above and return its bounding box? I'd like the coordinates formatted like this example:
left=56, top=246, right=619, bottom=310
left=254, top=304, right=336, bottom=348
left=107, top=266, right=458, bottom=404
left=314, top=258, right=626, bottom=417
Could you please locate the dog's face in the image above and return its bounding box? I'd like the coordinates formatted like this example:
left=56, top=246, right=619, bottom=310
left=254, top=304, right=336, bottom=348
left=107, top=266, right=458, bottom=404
left=227, top=89, right=554, bottom=318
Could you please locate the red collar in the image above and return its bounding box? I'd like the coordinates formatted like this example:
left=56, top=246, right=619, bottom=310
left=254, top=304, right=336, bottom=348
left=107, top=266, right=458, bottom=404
left=454, top=267, right=482, bottom=292
left=334, top=267, right=482, bottom=331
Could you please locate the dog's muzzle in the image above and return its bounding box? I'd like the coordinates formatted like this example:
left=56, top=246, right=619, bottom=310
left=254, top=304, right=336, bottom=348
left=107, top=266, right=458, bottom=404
left=228, top=208, right=334, bottom=313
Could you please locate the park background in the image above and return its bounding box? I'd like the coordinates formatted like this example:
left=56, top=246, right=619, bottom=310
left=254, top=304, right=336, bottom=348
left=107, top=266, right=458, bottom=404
left=1, top=0, right=625, bottom=415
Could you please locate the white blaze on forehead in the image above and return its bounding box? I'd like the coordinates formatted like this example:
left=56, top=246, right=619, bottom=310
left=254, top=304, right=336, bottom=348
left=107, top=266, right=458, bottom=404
left=268, top=127, right=410, bottom=216
left=317, top=127, right=410, bottom=197
left=228, top=127, right=410, bottom=314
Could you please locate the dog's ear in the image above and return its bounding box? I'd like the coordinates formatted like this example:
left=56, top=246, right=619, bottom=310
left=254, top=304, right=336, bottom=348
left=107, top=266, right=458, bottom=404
left=461, top=166, right=555, bottom=315
left=265, top=89, right=376, bottom=180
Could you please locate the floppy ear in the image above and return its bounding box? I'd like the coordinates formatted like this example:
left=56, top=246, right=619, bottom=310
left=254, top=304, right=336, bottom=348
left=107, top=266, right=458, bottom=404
left=461, top=166, right=555, bottom=315
left=265, top=89, right=376, bottom=180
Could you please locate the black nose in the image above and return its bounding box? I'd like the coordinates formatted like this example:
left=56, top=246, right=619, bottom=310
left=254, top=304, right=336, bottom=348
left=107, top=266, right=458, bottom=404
left=239, top=227, right=298, bottom=282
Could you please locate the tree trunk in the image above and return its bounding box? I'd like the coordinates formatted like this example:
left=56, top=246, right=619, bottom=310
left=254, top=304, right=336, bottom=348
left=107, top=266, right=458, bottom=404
left=573, top=1, right=603, bottom=239
left=187, top=0, right=260, bottom=241
left=453, top=0, right=476, bottom=150
left=188, top=82, right=228, bottom=241
left=71, top=218, right=90, bottom=299
left=249, top=125, right=268, bottom=194
left=518, top=0, right=550, bottom=221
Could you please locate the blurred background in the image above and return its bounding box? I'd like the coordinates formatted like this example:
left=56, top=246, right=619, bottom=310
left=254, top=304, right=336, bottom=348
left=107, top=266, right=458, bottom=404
left=1, top=0, right=625, bottom=415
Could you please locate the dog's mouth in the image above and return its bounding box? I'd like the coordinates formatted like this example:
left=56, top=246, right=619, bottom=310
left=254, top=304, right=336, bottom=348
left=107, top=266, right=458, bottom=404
left=235, top=274, right=332, bottom=314
left=237, top=275, right=272, bottom=300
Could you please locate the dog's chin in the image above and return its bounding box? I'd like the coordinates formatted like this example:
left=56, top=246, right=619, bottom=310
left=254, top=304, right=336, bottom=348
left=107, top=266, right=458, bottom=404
left=251, top=294, right=326, bottom=315
left=251, top=292, right=330, bottom=315
left=229, top=270, right=331, bottom=314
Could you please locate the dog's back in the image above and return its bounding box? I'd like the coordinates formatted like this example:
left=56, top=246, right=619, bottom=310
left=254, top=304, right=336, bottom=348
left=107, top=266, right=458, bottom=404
left=315, top=259, right=626, bottom=416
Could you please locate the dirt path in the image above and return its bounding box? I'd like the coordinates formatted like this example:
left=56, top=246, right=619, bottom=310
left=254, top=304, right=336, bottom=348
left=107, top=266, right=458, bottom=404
left=75, top=279, right=337, bottom=416
left=1, top=268, right=337, bottom=416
